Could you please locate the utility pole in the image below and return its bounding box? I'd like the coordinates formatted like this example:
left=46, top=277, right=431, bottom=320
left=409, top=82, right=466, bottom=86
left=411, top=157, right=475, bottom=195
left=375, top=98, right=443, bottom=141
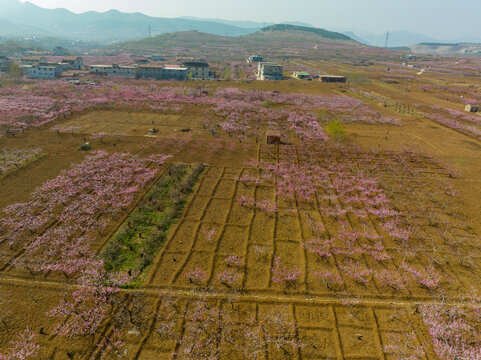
left=148, top=25, right=152, bottom=38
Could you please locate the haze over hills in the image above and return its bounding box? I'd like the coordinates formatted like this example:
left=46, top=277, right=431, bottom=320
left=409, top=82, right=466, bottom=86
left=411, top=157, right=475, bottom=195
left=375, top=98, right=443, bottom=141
left=179, top=17, right=314, bottom=30
left=0, top=0, right=479, bottom=55
left=339, top=30, right=437, bottom=47
left=0, top=0, right=257, bottom=41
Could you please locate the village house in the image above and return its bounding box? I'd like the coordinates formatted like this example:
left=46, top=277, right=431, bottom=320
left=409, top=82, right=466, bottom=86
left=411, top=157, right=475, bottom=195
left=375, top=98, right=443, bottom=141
left=136, top=63, right=164, bottom=80
left=162, top=65, right=189, bottom=80
left=292, top=71, right=311, bottom=80
left=53, top=46, right=70, bottom=56
left=247, top=55, right=263, bottom=63
left=320, top=75, right=347, bottom=83
left=150, top=55, right=166, bottom=61
left=89, top=64, right=137, bottom=78
left=22, top=63, right=61, bottom=79
left=62, top=57, right=84, bottom=70
left=132, top=57, right=150, bottom=65
left=0, top=56, right=13, bottom=72
left=182, top=61, right=210, bottom=79
left=21, top=56, right=47, bottom=65
left=137, top=63, right=189, bottom=80
left=256, top=62, right=284, bottom=80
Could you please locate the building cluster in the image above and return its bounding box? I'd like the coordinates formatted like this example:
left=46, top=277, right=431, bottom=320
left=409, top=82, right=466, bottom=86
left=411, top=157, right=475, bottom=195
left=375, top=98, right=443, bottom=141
left=17, top=56, right=211, bottom=81
left=3, top=51, right=350, bottom=84
left=90, top=61, right=209, bottom=80
left=20, top=56, right=84, bottom=79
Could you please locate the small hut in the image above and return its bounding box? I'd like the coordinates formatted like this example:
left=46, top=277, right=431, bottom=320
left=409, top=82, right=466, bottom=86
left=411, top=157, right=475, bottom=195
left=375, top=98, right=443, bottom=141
left=465, top=104, right=479, bottom=113
left=320, top=75, right=347, bottom=83
left=266, top=131, right=282, bottom=145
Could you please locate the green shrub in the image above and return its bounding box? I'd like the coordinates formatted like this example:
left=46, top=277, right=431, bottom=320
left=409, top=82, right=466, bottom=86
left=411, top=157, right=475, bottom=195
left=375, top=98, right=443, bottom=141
left=325, top=120, right=346, bottom=141
left=76, top=142, right=91, bottom=151
left=262, top=99, right=276, bottom=108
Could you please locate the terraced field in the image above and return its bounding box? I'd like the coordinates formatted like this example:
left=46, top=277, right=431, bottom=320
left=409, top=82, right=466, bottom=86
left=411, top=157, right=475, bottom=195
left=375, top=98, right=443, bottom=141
left=1, top=69, right=481, bottom=360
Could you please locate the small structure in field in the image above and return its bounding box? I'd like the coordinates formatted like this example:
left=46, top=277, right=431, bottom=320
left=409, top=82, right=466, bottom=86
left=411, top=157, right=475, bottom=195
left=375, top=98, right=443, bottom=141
left=146, top=128, right=158, bottom=137
left=465, top=104, right=479, bottom=113
left=292, top=71, right=311, bottom=80
left=266, top=130, right=282, bottom=145
left=256, top=62, right=283, bottom=80
left=320, top=75, right=347, bottom=83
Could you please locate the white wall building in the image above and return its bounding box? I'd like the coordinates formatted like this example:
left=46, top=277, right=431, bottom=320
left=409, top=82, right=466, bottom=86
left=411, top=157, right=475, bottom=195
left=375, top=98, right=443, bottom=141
left=22, top=64, right=59, bottom=79
left=182, top=61, right=210, bottom=79
left=256, top=62, right=283, bottom=80
left=89, top=64, right=137, bottom=78
left=62, top=57, right=84, bottom=70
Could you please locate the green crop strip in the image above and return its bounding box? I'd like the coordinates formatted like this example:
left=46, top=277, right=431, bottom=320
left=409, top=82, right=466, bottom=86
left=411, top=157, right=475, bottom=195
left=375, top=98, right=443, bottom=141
left=100, top=163, right=205, bottom=287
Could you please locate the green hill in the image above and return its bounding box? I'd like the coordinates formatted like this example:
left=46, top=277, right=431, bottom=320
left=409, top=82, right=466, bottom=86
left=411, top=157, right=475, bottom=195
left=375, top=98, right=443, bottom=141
left=261, top=24, right=353, bottom=41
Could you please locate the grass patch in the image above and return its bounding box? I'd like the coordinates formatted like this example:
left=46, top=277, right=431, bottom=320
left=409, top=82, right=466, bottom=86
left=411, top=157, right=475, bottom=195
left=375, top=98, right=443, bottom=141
left=325, top=119, right=346, bottom=141
left=100, top=163, right=205, bottom=286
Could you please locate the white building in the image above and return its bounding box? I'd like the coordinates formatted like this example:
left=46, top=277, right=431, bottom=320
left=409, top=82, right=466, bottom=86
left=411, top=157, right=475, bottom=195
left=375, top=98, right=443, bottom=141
left=22, top=64, right=60, bottom=79
left=62, top=57, right=84, bottom=70
left=256, top=62, right=283, bottom=80
left=137, top=64, right=188, bottom=80
left=182, top=61, right=210, bottom=79
left=89, top=64, right=137, bottom=78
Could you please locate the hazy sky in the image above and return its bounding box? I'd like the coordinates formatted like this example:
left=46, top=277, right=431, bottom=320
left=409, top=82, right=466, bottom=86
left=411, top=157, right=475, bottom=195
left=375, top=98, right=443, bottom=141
left=21, top=0, right=481, bottom=39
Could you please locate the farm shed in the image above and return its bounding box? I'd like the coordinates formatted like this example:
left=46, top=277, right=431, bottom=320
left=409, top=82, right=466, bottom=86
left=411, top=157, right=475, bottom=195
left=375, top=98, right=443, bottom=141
left=292, top=72, right=311, bottom=80
left=266, top=131, right=282, bottom=145
left=465, top=104, right=479, bottom=113
left=320, top=75, right=347, bottom=83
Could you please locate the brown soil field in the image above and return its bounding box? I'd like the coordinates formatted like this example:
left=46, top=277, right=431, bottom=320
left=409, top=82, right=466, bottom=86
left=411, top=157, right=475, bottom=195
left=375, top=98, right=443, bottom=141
left=1, top=65, right=481, bottom=360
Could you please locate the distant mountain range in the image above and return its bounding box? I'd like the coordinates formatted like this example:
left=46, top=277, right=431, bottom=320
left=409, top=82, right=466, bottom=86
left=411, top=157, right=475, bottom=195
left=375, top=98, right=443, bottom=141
left=0, top=0, right=318, bottom=42
left=0, top=0, right=256, bottom=41
left=0, top=0, right=479, bottom=52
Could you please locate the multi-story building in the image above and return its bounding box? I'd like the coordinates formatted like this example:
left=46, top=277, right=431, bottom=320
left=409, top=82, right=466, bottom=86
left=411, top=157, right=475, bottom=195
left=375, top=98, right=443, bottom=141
left=137, top=64, right=188, bottom=80
left=0, top=56, right=12, bottom=72
left=62, top=57, right=84, bottom=70
left=182, top=61, right=210, bottom=79
left=256, top=62, right=283, bottom=80
left=22, top=64, right=61, bottom=79
left=89, top=64, right=137, bottom=78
